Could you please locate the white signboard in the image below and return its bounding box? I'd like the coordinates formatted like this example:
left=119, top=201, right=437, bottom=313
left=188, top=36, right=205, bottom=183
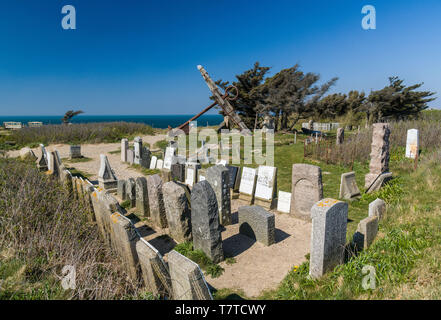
left=239, top=167, right=257, bottom=196
left=277, top=191, right=291, bottom=213
left=186, top=168, right=195, bottom=186
left=405, top=129, right=419, bottom=159
left=163, top=147, right=176, bottom=170
left=149, top=156, right=157, bottom=169
left=156, top=159, right=164, bottom=169
left=254, top=165, right=276, bottom=200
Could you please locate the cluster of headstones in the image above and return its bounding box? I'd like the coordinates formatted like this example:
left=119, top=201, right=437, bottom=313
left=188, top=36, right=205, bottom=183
left=121, top=137, right=152, bottom=168
left=32, top=146, right=213, bottom=300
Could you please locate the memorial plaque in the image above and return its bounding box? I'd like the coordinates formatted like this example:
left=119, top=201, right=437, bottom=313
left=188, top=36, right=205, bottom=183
left=185, top=168, right=195, bottom=186
left=277, top=191, right=291, bottom=213
left=239, top=167, right=257, bottom=196
left=254, top=166, right=277, bottom=200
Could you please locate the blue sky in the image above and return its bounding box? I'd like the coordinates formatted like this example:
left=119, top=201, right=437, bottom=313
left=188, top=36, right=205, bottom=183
left=0, top=0, right=440, bottom=115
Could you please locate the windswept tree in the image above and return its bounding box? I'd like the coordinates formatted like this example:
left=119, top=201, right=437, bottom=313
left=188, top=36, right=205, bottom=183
left=316, top=90, right=366, bottom=125
left=367, top=77, right=436, bottom=122
left=62, top=110, right=84, bottom=124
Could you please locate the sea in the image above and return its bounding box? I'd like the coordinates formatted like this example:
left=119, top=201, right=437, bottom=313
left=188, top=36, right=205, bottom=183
left=0, top=115, right=224, bottom=129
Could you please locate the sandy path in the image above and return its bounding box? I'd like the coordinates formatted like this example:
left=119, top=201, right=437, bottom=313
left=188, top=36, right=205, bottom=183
left=7, top=134, right=167, bottom=181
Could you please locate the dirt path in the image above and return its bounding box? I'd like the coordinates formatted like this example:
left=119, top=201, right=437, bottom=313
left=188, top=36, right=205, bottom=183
left=7, top=134, right=167, bottom=180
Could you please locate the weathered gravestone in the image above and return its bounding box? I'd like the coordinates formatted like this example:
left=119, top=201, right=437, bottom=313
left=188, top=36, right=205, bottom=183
left=198, top=168, right=206, bottom=182
left=156, top=159, right=164, bottom=169
left=277, top=191, right=291, bottom=214
left=69, top=145, right=81, bottom=159
left=405, top=128, right=419, bottom=159
left=339, top=172, right=361, bottom=200
left=136, top=239, right=171, bottom=297
left=146, top=174, right=168, bottom=228
left=254, top=165, right=277, bottom=209
left=336, top=128, right=344, bottom=145
left=238, top=206, right=275, bottom=246
left=191, top=180, right=224, bottom=263
left=121, top=138, right=128, bottom=162
left=238, top=167, right=257, bottom=204
left=365, top=123, right=391, bottom=189
left=125, top=178, right=136, bottom=208
left=368, top=198, right=386, bottom=220
left=149, top=156, right=157, bottom=169
left=98, top=154, right=118, bottom=192
left=290, top=164, right=324, bottom=221
left=163, top=147, right=176, bottom=170
left=140, top=146, right=151, bottom=168
left=19, top=147, right=37, bottom=161
left=162, top=181, right=192, bottom=243
left=226, top=165, right=241, bottom=199
left=127, top=149, right=135, bottom=164
left=309, top=198, right=348, bottom=279
left=136, top=177, right=149, bottom=217
left=134, top=137, right=143, bottom=165
left=117, top=179, right=127, bottom=200
left=37, top=144, right=48, bottom=171
left=167, top=250, right=213, bottom=300
left=206, top=165, right=231, bottom=226
left=171, top=163, right=185, bottom=182
left=353, top=215, right=378, bottom=250
left=47, top=151, right=58, bottom=177
left=185, top=162, right=200, bottom=187
left=366, top=172, right=393, bottom=194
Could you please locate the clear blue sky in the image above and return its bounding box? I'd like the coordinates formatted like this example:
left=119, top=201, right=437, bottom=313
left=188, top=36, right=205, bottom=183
left=0, top=0, right=440, bottom=116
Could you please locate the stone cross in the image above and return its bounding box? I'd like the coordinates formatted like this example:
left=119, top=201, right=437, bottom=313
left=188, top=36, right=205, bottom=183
left=191, top=180, right=224, bottom=263
left=206, top=165, right=231, bottom=226
left=121, top=138, right=128, bottom=162
left=162, top=181, right=192, bottom=243
left=290, top=164, right=324, bottom=221
left=365, top=123, right=391, bottom=189
left=309, top=198, right=348, bottom=279
left=98, top=154, right=118, bottom=191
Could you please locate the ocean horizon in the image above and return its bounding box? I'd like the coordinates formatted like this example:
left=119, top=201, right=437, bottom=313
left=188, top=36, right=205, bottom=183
left=0, top=114, right=224, bottom=129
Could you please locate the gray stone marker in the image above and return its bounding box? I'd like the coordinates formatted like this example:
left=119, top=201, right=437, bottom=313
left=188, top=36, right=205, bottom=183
left=171, top=163, right=185, bottom=182
left=339, top=172, right=361, bottom=200
left=121, top=138, right=128, bottom=162
left=191, top=180, right=224, bottom=263
left=48, top=151, right=58, bottom=177
left=98, top=154, right=118, bottom=191
left=162, top=181, right=192, bottom=243
left=146, top=174, right=168, bottom=228
left=310, top=198, right=348, bottom=279
left=136, top=177, right=149, bottom=217
left=168, top=250, right=213, bottom=300
left=127, top=149, right=135, bottom=164
left=365, top=123, right=391, bottom=188
left=136, top=239, right=172, bottom=297
left=140, top=146, right=151, bottom=168
left=206, top=165, right=231, bottom=226
left=226, top=165, right=241, bottom=190
left=125, top=178, right=136, bottom=207
left=368, top=198, right=386, bottom=220
left=69, top=145, right=81, bottom=159
left=134, top=136, right=143, bottom=165
left=336, top=128, right=344, bottom=145
left=117, top=179, right=127, bottom=200
left=366, top=172, right=393, bottom=194
left=290, top=164, right=324, bottom=221
left=353, top=215, right=379, bottom=250
left=238, top=206, right=275, bottom=246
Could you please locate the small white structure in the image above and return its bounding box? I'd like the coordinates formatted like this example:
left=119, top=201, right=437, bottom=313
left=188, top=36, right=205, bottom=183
left=405, top=129, right=419, bottom=159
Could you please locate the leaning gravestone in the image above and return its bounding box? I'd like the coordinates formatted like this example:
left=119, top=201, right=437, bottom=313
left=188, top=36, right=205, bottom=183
left=290, top=164, right=324, bottom=221
left=309, top=198, right=348, bottom=279
left=136, top=177, right=149, bottom=217
left=37, top=144, right=48, bottom=172
left=98, top=154, right=118, bottom=192
left=365, top=123, right=391, bottom=189
left=149, top=156, right=158, bottom=169
left=206, top=165, right=231, bottom=226
left=238, top=206, right=275, bottom=246
left=277, top=191, right=291, bottom=214
left=368, top=198, right=386, bottom=220
left=171, top=163, right=185, bottom=182
left=191, top=181, right=224, bottom=263
left=146, top=174, right=168, bottom=228
left=121, top=138, right=128, bottom=162
left=238, top=167, right=257, bottom=204
left=167, top=250, right=213, bottom=300
left=162, top=181, right=192, bottom=243
left=254, top=165, right=277, bottom=209
left=405, top=128, right=419, bottom=159
left=353, top=215, right=378, bottom=250
left=339, top=172, right=361, bottom=200
left=125, top=178, right=136, bottom=208
left=117, top=179, right=127, bottom=200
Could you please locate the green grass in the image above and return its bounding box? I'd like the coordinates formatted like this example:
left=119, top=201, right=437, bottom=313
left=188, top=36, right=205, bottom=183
left=173, top=242, right=224, bottom=278
left=129, top=164, right=160, bottom=176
